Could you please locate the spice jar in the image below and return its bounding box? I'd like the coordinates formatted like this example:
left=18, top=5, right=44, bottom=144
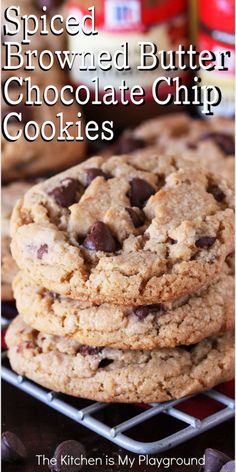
left=67, top=0, right=188, bottom=129
left=198, top=0, right=235, bottom=117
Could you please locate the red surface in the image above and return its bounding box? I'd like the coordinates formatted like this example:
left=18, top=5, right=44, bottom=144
left=1, top=329, right=7, bottom=351
left=199, top=0, right=235, bottom=34
left=177, top=380, right=235, bottom=420
left=136, top=380, right=235, bottom=419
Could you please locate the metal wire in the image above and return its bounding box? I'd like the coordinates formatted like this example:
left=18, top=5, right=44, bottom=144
left=2, top=349, right=235, bottom=454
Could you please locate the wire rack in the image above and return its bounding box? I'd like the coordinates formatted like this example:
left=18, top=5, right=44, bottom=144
left=1, top=317, right=235, bottom=455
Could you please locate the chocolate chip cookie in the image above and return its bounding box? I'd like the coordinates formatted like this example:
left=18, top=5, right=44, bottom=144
left=10, top=153, right=234, bottom=305
left=13, top=262, right=234, bottom=349
left=6, top=316, right=234, bottom=403
left=116, top=114, right=235, bottom=185
left=2, top=182, right=32, bottom=300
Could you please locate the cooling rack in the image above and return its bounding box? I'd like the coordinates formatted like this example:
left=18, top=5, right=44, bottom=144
left=1, top=316, right=235, bottom=455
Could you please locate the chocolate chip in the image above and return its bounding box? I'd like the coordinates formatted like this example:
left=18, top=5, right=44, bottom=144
left=183, top=178, right=191, bottom=185
left=49, top=178, right=81, bottom=207
left=78, top=345, right=103, bottom=356
left=182, top=343, right=197, bottom=352
left=126, top=207, right=145, bottom=228
left=51, top=440, right=86, bottom=472
left=1, top=431, right=27, bottom=463
left=201, top=132, right=234, bottom=156
left=133, top=304, right=164, bottom=321
left=211, top=339, right=218, bottom=350
left=187, top=142, right=197, bottom=150
left=117, top=130, right=147, bottom=154
left=168, top=237, right=177, bottom=244
left=204, top=448, right=231, bottom=472
left=83, top=221, right=119, bottom=252
left=128, top=178, right=155, bottom=208
left=207, top=183, right=225, bottom=202
left=157, top=174, right=166, bottom=190
left=34, top=0, right=63, bottom=11
left=85, top=168, right=109, bottom=186
left=195, top=237, right=216, bottom=248
left=37, top=244, right=48, bottom=260
left=48, top=291, right=61, bottom=301
left=221, top=461, right=235, bottom=472
left=98, top=358, right=114, bottom=368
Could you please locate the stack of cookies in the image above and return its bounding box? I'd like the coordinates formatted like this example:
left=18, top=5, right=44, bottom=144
left=6, top=150, right=235, bottom=403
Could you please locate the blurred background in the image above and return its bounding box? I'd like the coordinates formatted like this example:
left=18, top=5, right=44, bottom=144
left=68, top=0, right=235, bottom=130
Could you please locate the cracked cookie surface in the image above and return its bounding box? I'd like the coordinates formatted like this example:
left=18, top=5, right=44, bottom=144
left=10, top=153, right=235, bottom=305
left=116, top=114, right=235, bottom=185
left=13, top=264, right=234, bottom=349
left=6, top=316, right=235, bottom=403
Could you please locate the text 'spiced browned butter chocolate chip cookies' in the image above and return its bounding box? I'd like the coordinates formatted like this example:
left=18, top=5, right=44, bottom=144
left=10, top=153, right=234, bottom=305
left=115, top=114, right=235, bottom=186
left=6, top=316, right=235, bottom=404
left=2, top=182, right=32, bottom=300
left=13, top=264, right=234, bottom=349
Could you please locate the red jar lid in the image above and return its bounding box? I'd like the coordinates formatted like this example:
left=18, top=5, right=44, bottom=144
left=141, top=0, right=187, bottom=28
left=199, top=0, right=235, bottom=35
